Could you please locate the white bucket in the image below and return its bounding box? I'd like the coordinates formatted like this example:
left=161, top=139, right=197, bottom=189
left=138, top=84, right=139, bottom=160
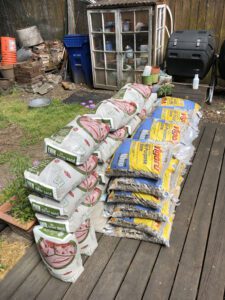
left=16, top=26, right=44, bottom=47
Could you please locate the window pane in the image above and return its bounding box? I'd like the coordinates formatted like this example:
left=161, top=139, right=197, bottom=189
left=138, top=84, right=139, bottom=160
left=135, top=10, right=149, bottom=31
left=105, top=34, right=116, bottom=51
left=95, top=69, right=106, bottom=85
left=106, top=71, right=117, bottom=86
left=122, top=52, right=134, bottom=71
left=94, top=52, right=105, bottom=68
left=122, top=34, right=134, bottom=52
left=136, top=33, right=148, bottom=52
left=135, top=52, right=148, bottom=71
left=93, top=34, right=103, bottom=50
left=121, top=12, right=134, bottom=32
left=103, top=13, right=115, bottom=33
left=106, top=53, right=117, bottom=69
left=91, top=13, right=102, bottom=32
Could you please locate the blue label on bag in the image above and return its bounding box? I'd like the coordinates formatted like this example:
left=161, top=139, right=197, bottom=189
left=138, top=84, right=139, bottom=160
left=133, top=118, right=154, bottom=140
left=110, top=139, right=131, bottom=170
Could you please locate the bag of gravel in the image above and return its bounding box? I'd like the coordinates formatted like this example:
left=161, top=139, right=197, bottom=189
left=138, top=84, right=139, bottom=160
left=45, top=115, right=110, bottom=165
left=133, top=118, right=196, bottom=164
left=151, top=107, right=201, bottom=130
left=133, top=118, right=198, bottom=146
left=108, top=157, right=181, bottom=199
left=157, top=96, right=201, bottom=114
left=33, top=226, right=83, bottom=282
left=24, top=155, right=98, bottom=201
left=106, top=139, right=171, bottom=180
left=108, top=213, right=174, bottom=247
left=75, top=219, right=98, bottom=256
left=104, top=224, right=171, bottom=247
left=107, top=190, right=162, bottom=209
left=104, top=198, right=172, bottom=222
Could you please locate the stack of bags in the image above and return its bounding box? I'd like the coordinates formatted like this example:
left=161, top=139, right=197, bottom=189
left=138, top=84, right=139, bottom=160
left=24, top=83, right=157, bottom=283
left=103, top=96, right=202, bottom=247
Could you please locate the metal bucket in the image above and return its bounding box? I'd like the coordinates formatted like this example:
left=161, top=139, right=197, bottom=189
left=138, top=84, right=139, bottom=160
left=16, top=26, right=44, bottom=47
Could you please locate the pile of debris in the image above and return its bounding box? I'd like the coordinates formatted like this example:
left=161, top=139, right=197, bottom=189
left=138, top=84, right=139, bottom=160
left=0, top=26, right=65, bottom=95
left=14, top=60, right=62, bottom=94
left=32, top=40, right=64, bottom=71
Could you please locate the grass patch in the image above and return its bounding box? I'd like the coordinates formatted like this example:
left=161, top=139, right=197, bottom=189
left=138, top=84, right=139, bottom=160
left=0, top=96, right=89, bottom=146
left=0, top=113, right=9, bottom=129
left=0, top=152, right=18, bottom=165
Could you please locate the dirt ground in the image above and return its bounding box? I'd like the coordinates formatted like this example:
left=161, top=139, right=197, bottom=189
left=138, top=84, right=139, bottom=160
left=0, top=84, right=225, bottom=192
left=200, top=90, right=225, bottom=124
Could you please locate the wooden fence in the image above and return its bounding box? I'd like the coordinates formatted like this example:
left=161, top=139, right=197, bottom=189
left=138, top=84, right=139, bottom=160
left=166, top=0, right=225, bottom=50
left=0, top=0, right=88, bottom=41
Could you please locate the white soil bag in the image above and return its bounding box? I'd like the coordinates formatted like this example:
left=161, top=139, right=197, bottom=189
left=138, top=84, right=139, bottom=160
left=24, top=155, right=98, bottom=201
left=45, top=115, right=110, bottom=165
left=75, top=219, right=98, bottom=256
left=35, top=184, right=107, bottom=232
left=114, top=83, right=152, bottom=112
left=88, top=98, right=139, bottom=131
left=95, top=127, right=128, bottom=162
left=90, top=201, right=108, bottom=233
left=28, top=170, right=99, bottom=219
left=33, top=225, right=84, bottom=283
left=126, top=115, right=142, bottom=136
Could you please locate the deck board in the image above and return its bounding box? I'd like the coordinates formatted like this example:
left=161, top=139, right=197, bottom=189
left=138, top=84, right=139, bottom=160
left=63, top=235, right=120, bottom=300
left=170, top=125, right=225, bottom=300
left=0, top=244, right=41, bottom=299
left=142, top=124, right=216, bottom=300
left=1, top=122, right=225, bottom=300
left=197, top=139, right=225, bottom=300
left=88, top=238, right=140, bottom=300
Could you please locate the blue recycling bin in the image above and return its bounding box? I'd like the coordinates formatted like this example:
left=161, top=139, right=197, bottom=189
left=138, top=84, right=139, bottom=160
left=63, top=34, right=93, bottom=86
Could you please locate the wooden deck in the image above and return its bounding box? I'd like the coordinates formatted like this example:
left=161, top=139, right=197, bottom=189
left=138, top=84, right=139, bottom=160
left=1, top=122, right=225, bottom=300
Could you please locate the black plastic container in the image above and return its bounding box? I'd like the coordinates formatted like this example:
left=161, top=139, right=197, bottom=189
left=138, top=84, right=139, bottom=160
left=166, top=30, right=215, bottom=79
left=219, top=40, right=225, bottom=80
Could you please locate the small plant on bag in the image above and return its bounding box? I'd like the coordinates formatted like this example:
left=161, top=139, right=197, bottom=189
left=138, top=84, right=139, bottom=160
left=157, top=83, right=174, bottom=97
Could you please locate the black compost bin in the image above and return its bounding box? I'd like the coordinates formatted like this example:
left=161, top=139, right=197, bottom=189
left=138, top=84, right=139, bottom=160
left=219, top=40, right=225, bottom=80
left=166, top=30, right=215, bottom=79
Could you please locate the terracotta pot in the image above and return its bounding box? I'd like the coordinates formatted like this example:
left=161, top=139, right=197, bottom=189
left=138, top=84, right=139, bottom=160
left=0, top=201, right=36, bottom=231
left=151, top=66, right=160, bottom=74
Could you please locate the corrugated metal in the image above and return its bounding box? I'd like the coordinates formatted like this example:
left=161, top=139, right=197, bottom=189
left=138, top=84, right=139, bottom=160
left=88, top=0, right=163, bottom=9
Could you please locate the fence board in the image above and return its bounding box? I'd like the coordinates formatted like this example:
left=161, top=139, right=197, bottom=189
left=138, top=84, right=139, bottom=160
left=166, top=0, right=225, bottom=51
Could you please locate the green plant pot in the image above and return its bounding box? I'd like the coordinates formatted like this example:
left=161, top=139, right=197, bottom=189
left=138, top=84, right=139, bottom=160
left=142, top=75, right=153, bottom=85
left=152, top=73, right=159, bottom=84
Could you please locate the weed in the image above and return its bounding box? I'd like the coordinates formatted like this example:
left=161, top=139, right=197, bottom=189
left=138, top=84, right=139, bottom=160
left=1, top=154, right=35, bottom=223
left=0, top=152, right=17, bottom=165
